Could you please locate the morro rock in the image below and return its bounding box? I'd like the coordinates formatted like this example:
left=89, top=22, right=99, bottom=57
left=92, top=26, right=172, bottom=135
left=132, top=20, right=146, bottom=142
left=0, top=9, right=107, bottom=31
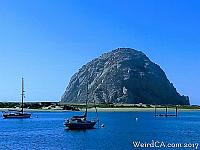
left=61, top=48, right=189, bottom=105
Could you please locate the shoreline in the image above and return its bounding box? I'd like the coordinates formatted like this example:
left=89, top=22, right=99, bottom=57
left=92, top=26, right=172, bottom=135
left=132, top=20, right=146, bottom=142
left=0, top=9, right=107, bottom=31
left=0, top=107, right=200, bottom=112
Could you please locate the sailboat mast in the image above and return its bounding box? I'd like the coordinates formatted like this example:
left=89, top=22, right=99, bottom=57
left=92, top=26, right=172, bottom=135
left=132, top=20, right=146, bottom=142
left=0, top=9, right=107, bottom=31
left=85, top=82, right=88, bottom=117
left=21, top=78, right=24, bottom=113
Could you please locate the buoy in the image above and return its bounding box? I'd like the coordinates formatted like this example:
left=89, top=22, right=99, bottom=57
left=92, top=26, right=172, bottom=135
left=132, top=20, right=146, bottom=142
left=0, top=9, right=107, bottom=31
left=136, top=117, right=138, bottom=121
left=101, top=124, right=105, bottom=128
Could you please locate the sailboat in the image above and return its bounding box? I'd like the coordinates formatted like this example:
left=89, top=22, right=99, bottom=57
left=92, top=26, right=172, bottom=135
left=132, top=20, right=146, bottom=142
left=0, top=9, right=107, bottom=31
left=64, top=84, right=98, bottom=130
left=3, top=78, right=31, bottom=119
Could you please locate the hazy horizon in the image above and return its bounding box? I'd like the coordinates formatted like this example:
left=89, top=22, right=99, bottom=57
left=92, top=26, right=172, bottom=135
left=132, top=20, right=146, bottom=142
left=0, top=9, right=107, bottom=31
left=0, top=0, right=200, bottom=104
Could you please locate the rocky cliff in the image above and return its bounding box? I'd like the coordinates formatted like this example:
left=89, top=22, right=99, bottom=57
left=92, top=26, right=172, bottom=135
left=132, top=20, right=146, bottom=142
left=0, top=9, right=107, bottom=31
left=61, top=48, right=189, bottom=105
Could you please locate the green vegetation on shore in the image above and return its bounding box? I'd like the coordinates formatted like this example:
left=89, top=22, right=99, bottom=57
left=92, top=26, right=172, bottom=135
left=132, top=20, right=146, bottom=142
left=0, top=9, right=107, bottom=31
left=0, top=102, right=199, bottom=111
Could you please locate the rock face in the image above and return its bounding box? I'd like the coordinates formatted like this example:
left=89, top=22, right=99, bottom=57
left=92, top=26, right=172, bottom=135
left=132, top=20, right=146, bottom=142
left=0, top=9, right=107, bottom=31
left=61, top=48, right=189, bottom=105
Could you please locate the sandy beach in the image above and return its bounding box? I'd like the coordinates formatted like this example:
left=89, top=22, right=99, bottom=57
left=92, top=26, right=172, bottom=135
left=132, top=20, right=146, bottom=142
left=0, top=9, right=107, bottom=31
left=1, top=107, right=199, bottom=112
left=85, top=107, right=200, bottom=112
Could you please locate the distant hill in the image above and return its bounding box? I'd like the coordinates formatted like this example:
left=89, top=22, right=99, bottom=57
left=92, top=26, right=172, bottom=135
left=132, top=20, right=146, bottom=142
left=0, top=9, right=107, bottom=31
left=61, top=48, right=189, bottom=105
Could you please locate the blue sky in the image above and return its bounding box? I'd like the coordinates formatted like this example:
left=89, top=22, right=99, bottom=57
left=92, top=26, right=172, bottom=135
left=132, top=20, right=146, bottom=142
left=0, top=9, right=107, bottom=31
left=0, top=0, right=199, bottom=104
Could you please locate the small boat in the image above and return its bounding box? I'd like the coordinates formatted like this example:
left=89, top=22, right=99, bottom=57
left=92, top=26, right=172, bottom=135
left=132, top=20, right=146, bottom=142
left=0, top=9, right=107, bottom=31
left=64, top=114, right=97, bottom=130
left=3, top=78, right=31, bottom=119
left=64, top=84, right=98, bottom=130
left=3, top=110, right=31, bottom=119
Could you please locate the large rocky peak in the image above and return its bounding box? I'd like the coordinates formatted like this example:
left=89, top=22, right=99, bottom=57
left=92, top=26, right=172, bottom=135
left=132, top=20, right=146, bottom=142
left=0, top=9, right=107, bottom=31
left=61, top=48, right=189, bottom=105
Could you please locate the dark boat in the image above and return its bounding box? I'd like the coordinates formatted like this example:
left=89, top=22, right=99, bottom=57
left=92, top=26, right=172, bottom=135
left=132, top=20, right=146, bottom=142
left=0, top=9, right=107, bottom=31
left=64, top=84, right=98, bottom=130
left=64, top=114, right=97, bottom=130
left=3, top=78, right=31, bottom=119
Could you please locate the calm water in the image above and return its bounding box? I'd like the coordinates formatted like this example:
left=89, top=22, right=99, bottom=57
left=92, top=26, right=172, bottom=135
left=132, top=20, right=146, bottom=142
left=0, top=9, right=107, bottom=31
left=0, top=111, right=200, bottom=150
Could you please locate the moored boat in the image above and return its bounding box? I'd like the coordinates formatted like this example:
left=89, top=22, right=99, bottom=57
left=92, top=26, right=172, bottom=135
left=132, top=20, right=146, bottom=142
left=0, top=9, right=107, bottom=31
left=2, top=78, right=31, bottom=119
left=64, top=115, right=97, bottom=130
left=3, top=110, right=31, bottom=119
left=64, top=83, right=98, bottom=130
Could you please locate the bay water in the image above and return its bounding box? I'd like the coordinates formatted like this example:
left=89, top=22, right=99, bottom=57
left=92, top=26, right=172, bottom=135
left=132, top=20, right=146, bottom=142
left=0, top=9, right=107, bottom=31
left=0, top=111, right=200, bottom=150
